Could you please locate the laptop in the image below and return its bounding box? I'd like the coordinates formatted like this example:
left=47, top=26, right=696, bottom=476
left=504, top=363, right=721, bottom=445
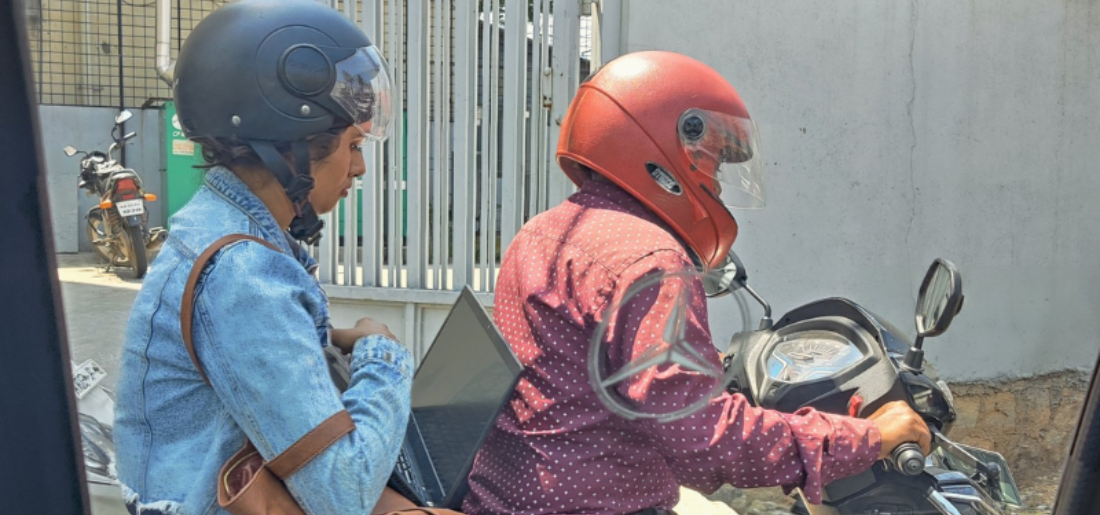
left=385, top=286, right=523, bottom=509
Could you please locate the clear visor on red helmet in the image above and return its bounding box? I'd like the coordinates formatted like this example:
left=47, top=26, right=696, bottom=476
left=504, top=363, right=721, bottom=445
left=678, top=108, right=765, bottom=209
left=330, top=46, right=393, bottom=141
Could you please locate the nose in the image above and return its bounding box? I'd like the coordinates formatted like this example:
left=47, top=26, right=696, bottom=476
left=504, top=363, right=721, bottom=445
left=350, top=153, right=367, bottom=178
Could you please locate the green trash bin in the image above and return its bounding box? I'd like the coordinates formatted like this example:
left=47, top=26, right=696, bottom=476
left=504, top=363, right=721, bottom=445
left=163, top=101, right=205, bottom=225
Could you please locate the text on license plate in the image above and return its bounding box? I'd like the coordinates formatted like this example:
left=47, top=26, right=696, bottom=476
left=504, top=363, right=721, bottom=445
left=73, top=359, right=108, bottom=399
left=116, top=199, right=145, bottom=216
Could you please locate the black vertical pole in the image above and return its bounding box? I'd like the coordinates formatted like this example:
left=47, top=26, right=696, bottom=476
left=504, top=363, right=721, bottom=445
left=117, top=0, right=127, bottom=165
left=36, top=0, right=43, bottom=103
left=0, top=0, right=89, bottom=513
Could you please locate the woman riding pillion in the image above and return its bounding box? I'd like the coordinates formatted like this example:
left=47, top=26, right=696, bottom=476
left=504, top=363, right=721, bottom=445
left=114, top=1, right=412, bottom=514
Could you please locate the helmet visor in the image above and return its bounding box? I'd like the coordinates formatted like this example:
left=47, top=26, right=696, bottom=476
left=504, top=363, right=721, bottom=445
left=678, top=108, right=765, bottom=208
left=330, top=46, right=393, bottom=141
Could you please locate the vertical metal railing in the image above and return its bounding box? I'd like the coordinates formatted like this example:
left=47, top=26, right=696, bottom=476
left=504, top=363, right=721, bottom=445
left=317, top=0, right=592, bottom=296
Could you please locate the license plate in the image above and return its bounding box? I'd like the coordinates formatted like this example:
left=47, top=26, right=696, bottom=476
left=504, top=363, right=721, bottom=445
left=73, top=360, right=108, bottom=399
left=116, top=199, right=145, bottom=216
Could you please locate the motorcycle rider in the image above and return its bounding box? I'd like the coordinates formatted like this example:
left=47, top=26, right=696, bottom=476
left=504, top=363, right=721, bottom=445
left=463, top=51, right=932, bottom=515
left=113, top=1, right=412, bottom=514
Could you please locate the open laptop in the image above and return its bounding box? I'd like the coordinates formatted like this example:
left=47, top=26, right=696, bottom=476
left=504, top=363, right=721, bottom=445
left=385, top=286, right=523, bottom=509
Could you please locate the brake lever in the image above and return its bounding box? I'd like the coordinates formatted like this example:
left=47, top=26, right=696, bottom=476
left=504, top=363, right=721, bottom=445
left=931, top=428, right=1002, bottom=496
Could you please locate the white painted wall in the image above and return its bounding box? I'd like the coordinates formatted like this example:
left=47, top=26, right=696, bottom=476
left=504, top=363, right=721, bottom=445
left=325, top=287, right=497, bottom=366
left=610, top=0, right=1100, bottom=381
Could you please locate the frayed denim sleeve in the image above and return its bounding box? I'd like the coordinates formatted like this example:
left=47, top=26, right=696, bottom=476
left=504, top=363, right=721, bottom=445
left=192, top=241, right=412, bottom=515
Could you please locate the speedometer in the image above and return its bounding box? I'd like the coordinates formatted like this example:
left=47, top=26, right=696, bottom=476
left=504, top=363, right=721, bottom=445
left=766, top=330, right=865, bottom=383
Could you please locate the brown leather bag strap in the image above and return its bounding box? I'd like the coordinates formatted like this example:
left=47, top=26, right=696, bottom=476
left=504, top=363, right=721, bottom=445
left=182, top=234, right=356, bottom=481
left=267, top=410, right=356, bottom=479
left=181, top=234, right=283, bottom=385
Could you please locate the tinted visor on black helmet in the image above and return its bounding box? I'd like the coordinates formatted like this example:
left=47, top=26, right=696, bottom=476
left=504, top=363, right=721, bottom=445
left=328, top=45, right=393, bottom=141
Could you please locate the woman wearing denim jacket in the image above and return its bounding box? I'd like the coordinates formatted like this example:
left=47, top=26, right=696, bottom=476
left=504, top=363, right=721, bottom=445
left=113, top=1, right=407, bottom=514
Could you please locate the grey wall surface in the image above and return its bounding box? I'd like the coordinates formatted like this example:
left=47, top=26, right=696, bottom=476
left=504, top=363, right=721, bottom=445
left=39, top=105, right=166, bottom=253
left=619, top=0, right=1100, bottom=381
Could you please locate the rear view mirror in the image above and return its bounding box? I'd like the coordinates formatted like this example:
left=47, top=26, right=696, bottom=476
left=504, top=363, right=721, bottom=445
left=704, top=249, right=774, bottom=330
left=703, top=249, right=747, bottom=298
left=63, top=146, right=77, bottom=156
left=915, top=258, right=964, bottom=338
left=115, top=110, right=133, bottom=125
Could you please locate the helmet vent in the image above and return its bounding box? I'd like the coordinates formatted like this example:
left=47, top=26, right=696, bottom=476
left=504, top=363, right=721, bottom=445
left=680, top=114, right=705, bottom=141
left=280, top=45, right=334, bottom=97
left=646, top=163, right=682, bottom=195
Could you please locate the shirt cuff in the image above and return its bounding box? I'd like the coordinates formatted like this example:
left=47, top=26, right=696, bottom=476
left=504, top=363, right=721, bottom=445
left=350, top=334, right=414, bottom=379
left=781, top=410, right=882, bottom=504
left=820, top=414, right=882, bottom=485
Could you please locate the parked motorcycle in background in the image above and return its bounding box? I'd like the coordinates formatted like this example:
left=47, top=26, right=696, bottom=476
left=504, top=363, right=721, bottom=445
left=63, top=110, right=166, bottom=279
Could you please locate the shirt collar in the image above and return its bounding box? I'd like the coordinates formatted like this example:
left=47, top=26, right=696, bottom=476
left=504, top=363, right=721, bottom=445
left=204, top=167, right=318, bottom=270
left=576, top=179, right=704, bottom=268
left=577, top=179, right=665, bottom=226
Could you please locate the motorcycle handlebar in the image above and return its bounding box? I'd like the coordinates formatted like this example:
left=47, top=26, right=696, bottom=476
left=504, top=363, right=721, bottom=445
left=891, top=442, right=925, bottom=476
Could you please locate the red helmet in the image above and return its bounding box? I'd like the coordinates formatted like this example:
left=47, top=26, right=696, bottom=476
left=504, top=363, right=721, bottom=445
left=557, top=51, right=765, bottom=270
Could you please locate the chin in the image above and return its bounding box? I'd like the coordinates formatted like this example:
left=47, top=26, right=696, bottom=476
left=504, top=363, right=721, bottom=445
left=313, top=199, right=338, bottom=215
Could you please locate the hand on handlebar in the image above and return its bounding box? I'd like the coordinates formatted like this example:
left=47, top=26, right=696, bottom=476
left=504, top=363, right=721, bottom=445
left=866, top=400, right=932, bottom=460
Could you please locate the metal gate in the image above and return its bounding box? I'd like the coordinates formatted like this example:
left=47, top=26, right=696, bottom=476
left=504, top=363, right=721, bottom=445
left=315, top=0, right=595, bottom=303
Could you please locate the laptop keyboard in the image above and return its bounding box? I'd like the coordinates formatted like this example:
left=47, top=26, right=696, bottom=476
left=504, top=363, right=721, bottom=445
left=413, top=403, right=502, bottom=492
left=389, top=448, right=429, bottom=505
left=396, top=451, right=414, bottom=480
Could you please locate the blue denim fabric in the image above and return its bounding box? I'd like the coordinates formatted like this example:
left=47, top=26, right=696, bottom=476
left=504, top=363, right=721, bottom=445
left=115, top=167, right=412, bottom=515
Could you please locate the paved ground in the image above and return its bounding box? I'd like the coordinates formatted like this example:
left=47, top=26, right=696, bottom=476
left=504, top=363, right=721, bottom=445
left=58, top=252, right=142, bottom=392
left=58, top=252, right=139, bottom=515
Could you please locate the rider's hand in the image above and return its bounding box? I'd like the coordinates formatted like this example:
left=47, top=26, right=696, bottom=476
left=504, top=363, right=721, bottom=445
left=866, top=400, right=933, bottom=460
left=331, top=317, right=398, bottom=354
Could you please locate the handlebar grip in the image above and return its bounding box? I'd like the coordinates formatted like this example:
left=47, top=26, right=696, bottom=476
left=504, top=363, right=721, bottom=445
left=891, top=443, right=925, bottom=476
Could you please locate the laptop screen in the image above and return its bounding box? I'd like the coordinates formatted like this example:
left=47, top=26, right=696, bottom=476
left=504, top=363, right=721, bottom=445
left=410, top=287, right=522, bottom=502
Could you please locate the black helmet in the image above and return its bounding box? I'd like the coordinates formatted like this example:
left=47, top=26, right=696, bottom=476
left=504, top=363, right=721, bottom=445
left=174, top=0, right=392, bottom=243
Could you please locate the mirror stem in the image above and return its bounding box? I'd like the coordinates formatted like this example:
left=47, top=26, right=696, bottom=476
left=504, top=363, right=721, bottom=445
left=903, top=336, right=925, bottom=371
left=743, top=283, right=773, bottom=330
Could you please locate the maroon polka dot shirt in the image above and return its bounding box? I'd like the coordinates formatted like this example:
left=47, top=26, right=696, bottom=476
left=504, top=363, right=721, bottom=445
left=463, top=181, right=882, bottom=515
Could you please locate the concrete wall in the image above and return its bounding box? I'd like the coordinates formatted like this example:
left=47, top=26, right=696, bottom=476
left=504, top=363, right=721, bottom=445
left=324, top=287, right=497, bottom=366
left=329, top=299, right=459, bottom=364
left=615, top=0, right=1100, bottom=381
left=39, top=105, right=166, bottom=253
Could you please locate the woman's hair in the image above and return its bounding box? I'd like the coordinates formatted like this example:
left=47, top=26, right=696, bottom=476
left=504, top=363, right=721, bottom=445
left=194, top=122, right=350, bottom=171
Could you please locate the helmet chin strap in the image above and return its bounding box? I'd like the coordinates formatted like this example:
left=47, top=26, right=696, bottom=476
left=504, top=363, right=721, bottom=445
left=250, top=141, right=325, bottom=245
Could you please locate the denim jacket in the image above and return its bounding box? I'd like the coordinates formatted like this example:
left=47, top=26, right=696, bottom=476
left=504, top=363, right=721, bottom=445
left=114, top=167, right=413, bottom=515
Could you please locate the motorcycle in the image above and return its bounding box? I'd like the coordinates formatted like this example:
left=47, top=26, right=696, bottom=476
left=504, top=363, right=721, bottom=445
left=714, top=253, right=1022, bottom=515
left=71, top=359, right=125, bottom=512
left=63, top=110, right=166, bottom=279
left=587, top=252, right=1021, bottom=514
